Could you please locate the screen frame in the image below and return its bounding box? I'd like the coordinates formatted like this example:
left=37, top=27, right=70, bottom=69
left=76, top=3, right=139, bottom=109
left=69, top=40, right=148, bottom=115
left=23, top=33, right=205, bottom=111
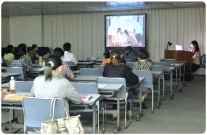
left=104, top=13, right=147, bottom=55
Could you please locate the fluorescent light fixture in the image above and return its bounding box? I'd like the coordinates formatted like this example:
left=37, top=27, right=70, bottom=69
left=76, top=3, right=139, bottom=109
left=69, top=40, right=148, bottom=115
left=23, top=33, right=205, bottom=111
left=106, top=1, right=145, bottom=6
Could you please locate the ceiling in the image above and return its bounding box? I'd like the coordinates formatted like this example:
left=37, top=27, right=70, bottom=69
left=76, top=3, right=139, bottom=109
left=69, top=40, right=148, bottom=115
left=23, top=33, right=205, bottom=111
left=2, top=1, right=206, bottom=17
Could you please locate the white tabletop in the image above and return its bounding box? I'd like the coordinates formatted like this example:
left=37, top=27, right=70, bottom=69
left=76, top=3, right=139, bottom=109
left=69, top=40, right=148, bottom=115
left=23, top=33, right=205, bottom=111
left=70, top=75, right=101, bottom=81
left=98, top=84, right=123, bottom=91
left=163, top=67, right=175, bottom=71
left=1, top=73, right=21, bottom=78
left=81, top=94, right=101, bottom=104
left=152, top=71, right=163, bottom=75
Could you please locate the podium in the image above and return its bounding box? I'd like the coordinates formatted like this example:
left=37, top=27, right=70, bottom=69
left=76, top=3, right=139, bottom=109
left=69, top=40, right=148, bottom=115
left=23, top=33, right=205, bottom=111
left=165, top=49, right=193, bottom=76
left=165, top=50, right=193, bottom=64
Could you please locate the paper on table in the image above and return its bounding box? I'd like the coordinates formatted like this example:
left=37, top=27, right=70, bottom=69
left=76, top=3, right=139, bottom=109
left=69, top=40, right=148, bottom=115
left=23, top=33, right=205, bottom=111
left=98, top=84, right=107, bottom=88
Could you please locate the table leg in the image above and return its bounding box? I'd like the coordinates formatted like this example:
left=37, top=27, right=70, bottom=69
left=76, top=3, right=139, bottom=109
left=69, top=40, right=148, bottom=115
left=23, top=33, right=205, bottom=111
left=158, top=75, right=160, bottom=107
left=163, top=75, right=165, bottom=100
left=170, top=71, right=173, bottom=99
left=92, top=103, right=96, bottom=134
left=117, top=91, right=120, bottom=132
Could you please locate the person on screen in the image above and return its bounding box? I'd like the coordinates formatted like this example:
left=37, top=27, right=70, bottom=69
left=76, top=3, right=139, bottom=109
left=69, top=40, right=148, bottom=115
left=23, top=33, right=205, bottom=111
left=113, top=28, right=126, bottom=46
left=124, top=30, right=138, bottom=46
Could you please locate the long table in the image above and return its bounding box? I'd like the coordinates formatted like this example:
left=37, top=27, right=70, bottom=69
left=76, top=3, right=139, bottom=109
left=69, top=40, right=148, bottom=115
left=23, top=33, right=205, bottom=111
left=1, top=93, right=101, bottom=134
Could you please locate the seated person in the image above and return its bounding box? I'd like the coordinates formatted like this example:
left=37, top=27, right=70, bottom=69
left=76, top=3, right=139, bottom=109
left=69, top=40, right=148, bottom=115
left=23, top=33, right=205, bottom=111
left=10, top=44, right=32, bottom=81
left=132, top=49, right=153, bottom=109
left=4, top=45, right=14, bottom=67
left=29, top=44, right=40, bottom=63
left=30, top=55, right=82, bottom=133
left=62, top=42, right=78, bottom=65
left=103, top=49, right=138, bottom=120
left=101, top=50, right=111, bottom=66
left=54, top=47, right=75, bottom=79
left=124, top=46, right=138, bottom=62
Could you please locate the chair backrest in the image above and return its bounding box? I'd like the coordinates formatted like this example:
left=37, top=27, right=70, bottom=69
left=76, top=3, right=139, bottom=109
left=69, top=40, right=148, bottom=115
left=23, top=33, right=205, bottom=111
left=71, top=82, right=98, bottom=94
left=98, top=65, right=104, bottom=72
left=153, top=62, right=171, bottom=67
left=97, top=77, right=126, bottom=99
left=15, top=81, right=33, bottom=93
left=7, top=67, right=24, bottom=80
left=126, top=62, right=133, bottom=69
left=65, top=61, right=75, bottom=66
left=80, top=68, right=103, bottom=76
left=202, top=54, right=206, bottom=64
left=152, top=65, right=164, bottom=78
left=160, top=59, right=177, bottom=64
left=132, top=70, right=153, bottom=89
left=22, top=97, right=65, bottom=128
left=146, top=59, right=152, bottom=62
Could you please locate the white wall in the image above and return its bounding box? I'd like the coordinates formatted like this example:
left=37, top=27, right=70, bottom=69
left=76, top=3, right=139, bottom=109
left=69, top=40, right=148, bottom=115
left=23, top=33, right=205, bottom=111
left=2, top=17, right=10, bottom=47
left=9, top=15, right=42, bottom=47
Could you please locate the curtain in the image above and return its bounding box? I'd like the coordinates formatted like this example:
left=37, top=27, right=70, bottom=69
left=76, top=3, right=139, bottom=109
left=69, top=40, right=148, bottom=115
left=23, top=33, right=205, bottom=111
left=43, top=7, right=205, bottom=74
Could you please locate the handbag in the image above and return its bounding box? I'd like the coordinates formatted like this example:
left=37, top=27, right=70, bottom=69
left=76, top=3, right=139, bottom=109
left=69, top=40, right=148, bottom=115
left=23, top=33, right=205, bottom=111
left=40, top=97, right=84, bottom=134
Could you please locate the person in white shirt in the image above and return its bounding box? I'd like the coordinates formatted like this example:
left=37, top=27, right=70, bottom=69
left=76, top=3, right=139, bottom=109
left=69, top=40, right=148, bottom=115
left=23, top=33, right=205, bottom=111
left=62, top=42, right=78, bottom=65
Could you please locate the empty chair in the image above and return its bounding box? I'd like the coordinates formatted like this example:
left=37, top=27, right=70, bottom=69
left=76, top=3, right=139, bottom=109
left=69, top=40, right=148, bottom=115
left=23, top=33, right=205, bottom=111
left=126, top=62, right=133, bottom=69
left=7, top=67, right=24, bottom=80
left=80, top=68, right=103, bottom=76
left=22, top=97, right=66, bottom=134
left=15, top=81, right=33, bottom=93
left=98, top=77, right=132, bottom=132
left=132, top=70, right=154, bottom=112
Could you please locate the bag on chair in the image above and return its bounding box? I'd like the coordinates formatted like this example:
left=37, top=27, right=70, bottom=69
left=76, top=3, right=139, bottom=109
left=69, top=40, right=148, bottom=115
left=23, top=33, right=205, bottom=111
left=40, top=97, right=84, bottom=134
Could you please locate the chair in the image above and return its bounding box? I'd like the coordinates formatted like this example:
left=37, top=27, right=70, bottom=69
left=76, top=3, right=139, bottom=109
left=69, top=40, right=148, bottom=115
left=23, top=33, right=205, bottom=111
left=22, top=97, right=66, bottom=134
left=131, top=70, right=154, bottom=112
left=153, top=62, right=173, bottom=99
left=71, top=82, right=103, bottom=133
left=80, top=68, right=103, bottom=76
left=98, top=65, right=105, bottom=72
left=146, top=59, right=152, bottom=62
left=126, top=62, right=133, bottom=69
left=15, top=81, right=33, bottom=93
left=97, top=77, right=131, bottom=133
left=152, top=65, right=165, bottom=100
left=7, top=67, right=24, bottom=80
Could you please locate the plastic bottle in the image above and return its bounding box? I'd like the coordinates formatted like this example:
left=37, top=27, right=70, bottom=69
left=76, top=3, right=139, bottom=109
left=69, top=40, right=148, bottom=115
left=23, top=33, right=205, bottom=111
left=39, top=57, right=42, bottom=66
left=10, top=76, right=16, bottom=94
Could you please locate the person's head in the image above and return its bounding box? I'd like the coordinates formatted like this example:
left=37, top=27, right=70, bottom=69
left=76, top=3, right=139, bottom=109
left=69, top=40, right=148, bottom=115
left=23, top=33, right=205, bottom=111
left=44, top=55, right=62, bottom=81
left=124, top=30, right=129, bottom=35
left=63, top=42, right=71, bottom=52
left=54, top=47, right=64, bottom=60
left=138, top=49, right=149, bottom=59
left=32, top=44, right=38, bottom=51
left=14, top=43, right=27, bottom=59
left=5, top=45, right=14, bottom=54
left=117, top=28, right=121, bottom=33
left=110, top=49, right=122, bottom=66
left=191, top=40, right=199, bottom=51
left=103, top=50, right=110, bottom=59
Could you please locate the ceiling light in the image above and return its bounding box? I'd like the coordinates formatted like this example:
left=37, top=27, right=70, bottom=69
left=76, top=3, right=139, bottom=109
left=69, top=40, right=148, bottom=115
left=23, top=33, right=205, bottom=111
left=106, top=1, right=145, bottom=6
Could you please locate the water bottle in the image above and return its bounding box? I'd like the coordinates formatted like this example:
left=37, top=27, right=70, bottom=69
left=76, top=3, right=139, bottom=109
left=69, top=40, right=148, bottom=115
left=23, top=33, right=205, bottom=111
left=10, top=76, right=16, bottom=94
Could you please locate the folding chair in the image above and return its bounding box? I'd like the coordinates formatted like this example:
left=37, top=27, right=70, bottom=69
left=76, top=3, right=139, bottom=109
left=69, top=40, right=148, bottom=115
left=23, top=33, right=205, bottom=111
left=126, top=62, right=133, bottom=69
left=97, top=77, right=131, bottom=133
left=71, top=82, right=103, bottom=133
left=7, top=67, right=24, bottom=81
left=80, top=68, right=103, bottom=76
left=22, top=97, right=66, bottom=134
left=132, top=70, right=154, bottom=113
left=15, top=81, right=33, bottom=93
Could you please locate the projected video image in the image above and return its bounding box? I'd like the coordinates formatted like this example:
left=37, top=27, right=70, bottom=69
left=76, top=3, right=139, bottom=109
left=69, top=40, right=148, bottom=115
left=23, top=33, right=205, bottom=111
left=106, top=15, right=145, bottom=47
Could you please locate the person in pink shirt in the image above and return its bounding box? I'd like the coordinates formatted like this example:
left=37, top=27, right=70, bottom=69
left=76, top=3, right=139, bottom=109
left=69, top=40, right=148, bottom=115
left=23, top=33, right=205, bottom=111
left=54, top=47, right=75, bottom=79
